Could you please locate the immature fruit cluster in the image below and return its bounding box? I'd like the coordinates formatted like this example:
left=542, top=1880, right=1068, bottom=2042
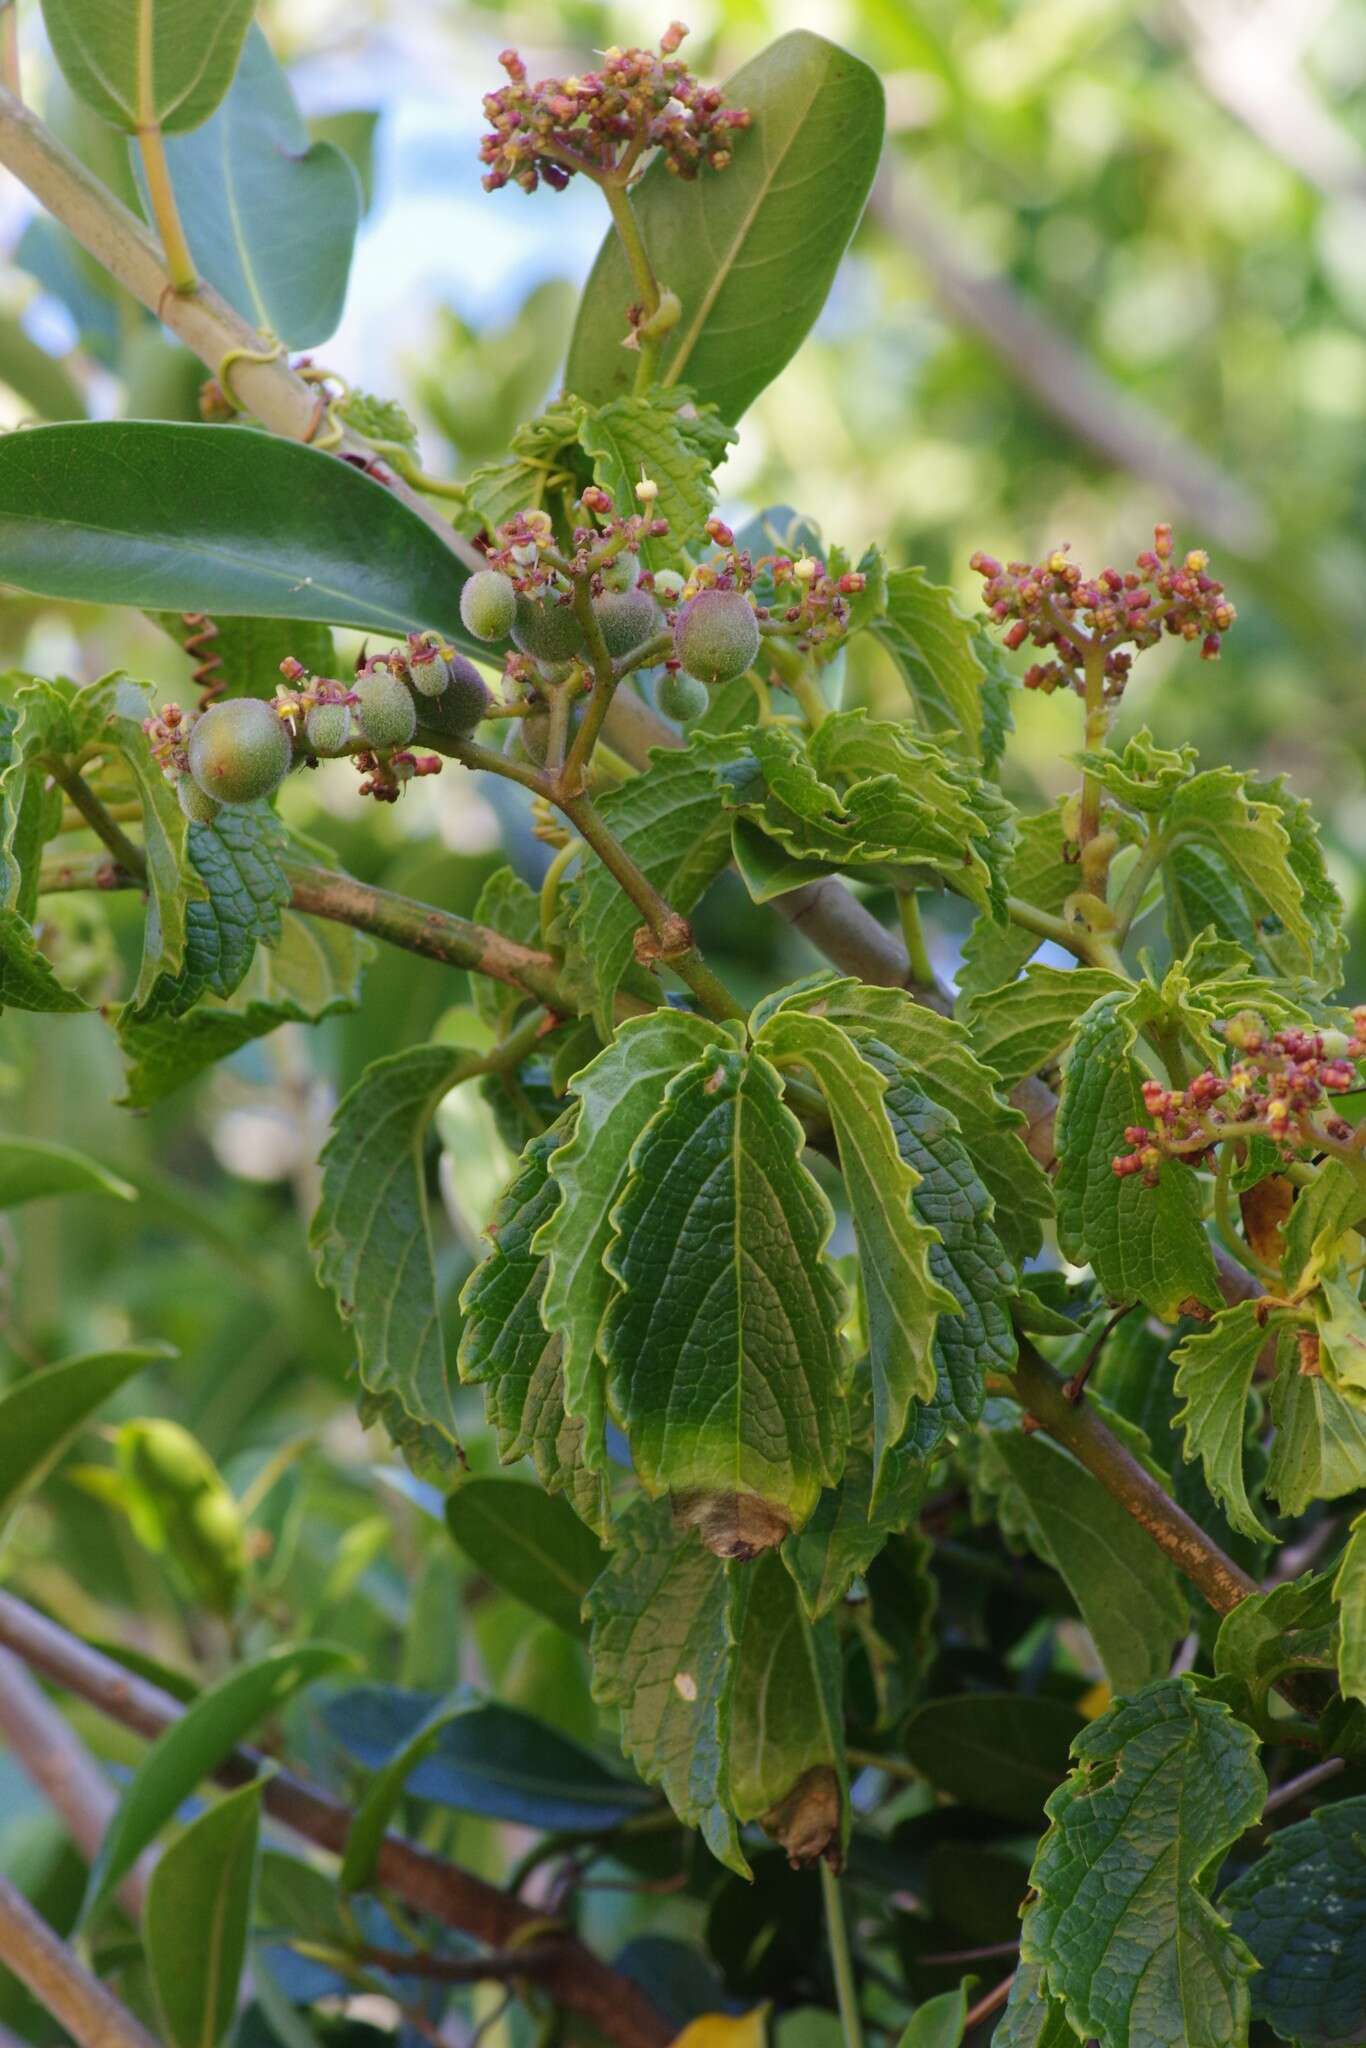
left=595, top=586, right=663, bottom=659
left=188, top=698, right=292, bottom=808
left=658, top=670, right=710, bottom=724
left=354, top=669, right=418, bottom=750
left=460, top=569, right=517, bottom=642
left=512, top=592, right=586, bottom=664
left=673, top=588, right=760, bottom=685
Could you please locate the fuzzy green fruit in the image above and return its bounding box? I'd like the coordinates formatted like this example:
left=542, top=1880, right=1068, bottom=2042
left=355, top=670, right=417, bottom=749
left=187, top=698, right=292, bottom=808
left=407, top=639, right=455, bottom=697
left=511, top=592, right=585, bottom=663
left=460, top=569, right=517, bottom=642
left=600, top=554, right=639, bottom=593
left=516, top=708, right=553, bottom=765
left=414, top=653, right=492, bottom=739
left=305, top=701, right=353, bottom=756
left=673, top=589, right=761, bottom=685
left=652, top=569, right=686, bottom=604
left=594, top=587, right=663, bottom=660
left=176, top=775, right=223, bottom=825
left=658, top=670, right=711, bottom=724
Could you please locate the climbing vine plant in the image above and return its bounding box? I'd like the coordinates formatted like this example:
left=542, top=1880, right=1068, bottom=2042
left=0, top=12, right=1363, bottom=2048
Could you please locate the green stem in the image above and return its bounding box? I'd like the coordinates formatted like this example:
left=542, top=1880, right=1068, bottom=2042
left=560, top=582, right=621, bottom=794
left=820, top=1861, right=864, bottom=2048
left=897, top=892, right=935, bottom=991
left=44, top=759, right=147, bottom=880
left=135, top=125, right=196, bottom=295
left=1078, top=637, right=1109, bottom=860
left=1112, top=828, right=1170, bottom=942
left=600, top=177, right=663, bottom=393
left=538, top=838, right=582, bottom=953
left=1212, top=1142, right=1279, bottom=1286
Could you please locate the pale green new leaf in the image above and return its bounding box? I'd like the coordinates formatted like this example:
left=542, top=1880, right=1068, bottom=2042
left=896, top=1984, right=971, bottom=2048
left=585, top=1497, right=748, bottom=1874
left=872, top=565, right=985, bottom=755
left=145, top=1779, right=262, bottom=2048
left=40, top=0, right=255, bottom=133
left=0, top=1136, right=134, bottom=1208
left=1055, top=989, right=1219, bottom=1319
left=1022, top=1680, right=1265, bottom=2048
left=565, top=32, right=885, bottom=423
left=312, top=1046, right=467, bottom=1455
left=957, top=803, right=1075, bottom=999
left=602, top=1044, right=847, bottom=1551
left=756, top=1009, right=955, bottom=1482
left=0, top=1345, right=168, bottom=1532
left=535, top=1011, right=728, bottom=1472
left=728, top=1553, right=845, bottom=1864
left=576, top=390, right=726, bottom=568
left=1266, top=1339, right=1366, bottom=1517
left=959, top=965, right=1130, bottom=1092
left=977, top=1419, right=1187, bottom=1693
left=1282, top=1159, right=1366, bottom=1291
left=1333, top=1511, right=1366, bottom=1708
left=458, top=1123, right=609, bottom=1533
left=149, top=26, right=360, bottom=348
left=1316, top=1273, right=1366, bottom=1407
left=1172, top=1301, right=1276, bottom=1543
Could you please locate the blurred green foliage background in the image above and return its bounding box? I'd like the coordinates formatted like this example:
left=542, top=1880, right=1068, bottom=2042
left=1, top=2, right=1364, bottom=2032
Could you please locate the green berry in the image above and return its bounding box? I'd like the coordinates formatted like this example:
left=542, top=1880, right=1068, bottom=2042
left=673, top=589, right=760, bottom=685
left=600, top=554, right=638, bottom=594
left=652, top=569, right=686, bottom=604
left=658, top=670, right=711, bottom=724
left=187, top=697, right=292, bottom=808
left=176, top=776, right=223, bottom=826
left=305, top=701, right=352, bottom=756
left=460, top=569, right=517, bottom=642
left=594, top=587, right=663, bottom=660
left=414, top=653, right=492, bottom=739
left=407, top=637, right=456, bottom=697
left=354, top=670, right=417, bottom=749
left=511, top=592, right=585, bottom=664
left=518, top=708, right=553, bottom=765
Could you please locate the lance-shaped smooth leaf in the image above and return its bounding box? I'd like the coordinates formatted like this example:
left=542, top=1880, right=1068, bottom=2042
left=83, top=1642, right=355, bottom=1926
left=1334, top=1511, right=1366, bottom=1707
left=896, top=1984, right=970, bottom=2048
left=40, top=0, right=255, bottom=133
left=0, top=1136, right=134, bottom=1208
left=977, top=1417, right=1187, bottom=1694
left=458, top=1122, right=609, bottom=1534
left=1022, top=1680, right=1265, bottom=2048
left=145, top=1779, right=262, bottom=2048
left=900, top=1693, right=1085, bottom=1826
left=585, top=1498, right=747, bottom=1874
left=534, top=1011, right=728, bottom=1467
left=762, top=974, right=1051, bottom=1264
left=0, top=425, right=471, bottom=642
left=1222, top=1796, right=1366, bottom=2048
left=1172, top=1301, right=1277, bottom=1543
left=0, top=1345, right=168, bottom=1531
left=339, top=1693, right=473, bottom=1892
left=565, top=32, right=885, bottom=422
left=566, top=735, right=738, bottom=1033
left=147, top=26, right=361, bottom=349
left=324, top=1686, right=651, bottom=1832
left=445, top=1477, right=604, bottom=1638
left=602, top=1044, right=848, bottom=1554
left=756, top=1009, right=956, bottom=1482
left=872, top=567, right=985, bottom=756
left=1055, top=988, right=1220, bottom=1319
left=959, top=966, right=1131, bottom=1093
left=118, top=902, right=367, bottom=1106
left=728, top=1553, right=845, bottom=1866
left=313, top=1046, right=467, bottom=1456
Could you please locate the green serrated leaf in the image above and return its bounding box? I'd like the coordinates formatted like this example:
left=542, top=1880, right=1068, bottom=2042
left=312, top=1045, right=466, bottom=1456
left=780, top=1400, right=926, bottom=1622
left=1055, top=988, right=1220, bottom=1319
left=117, top=902, right=366, bottom=1106
left=127, top=803, right=291, bottom=1021
left=1283, top=1160, right=1366, bottom=1292
left=1172, top=1301, right=1277, bottom=1543
left=576, top=390, right=725, bottom=567
left=1334, top=1511, right=1366, bottom=1708
left=1316, top=1274, right=1366, bottom=1408
left=585, top=1497, right=748, bottom=1874
left=957, top=803, right=1075, bottom=1000
left=565, top=32, right=885, bottom=423
left=145, top=1778, right=262, bottom=2048
left=535, top=1011, right=727, bottom=1477
left=147, top=25, right=360, bottom=348
left=757, top=1009, right=955, bottom=1482
left=1212, top=1569, right=1337, bottom=1730
left=959, top=965, right=1130, bottom=1091
left=458, top=1123, right=610, bottom=1534
left=872, top=566, right=985, bottom=755
left=603, top=1044, right=848, bottom=1553
left=1266, top=1334, right=1366, bottom=1516
left=1222, top=1796, right=1366, bottom=2048
left=728, top=1553, right=845, bottom=1865
left=1022, top=1679, right=1265, bottom=2048
left=40, top=0, right=255, bottom=133
left=470, top=866, right=542, bottom=1033
left=976, top=1417, right=1187, bottom=1693
left=994, top=1963, right=1083, bottom=2048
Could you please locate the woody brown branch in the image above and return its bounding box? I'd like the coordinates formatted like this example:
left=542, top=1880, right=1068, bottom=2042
left=0, top=1592, right=671, bottom=2048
